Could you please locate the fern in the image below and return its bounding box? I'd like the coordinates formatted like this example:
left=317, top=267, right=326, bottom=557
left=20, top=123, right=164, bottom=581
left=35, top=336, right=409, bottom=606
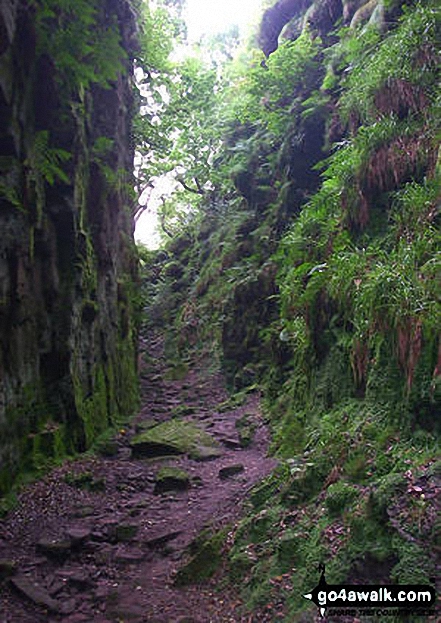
left=32, top=0, right=127, bottom=94
left=26, top=131, right=71, bottom=186
left=338, top=3, right=440, bottom=122
left=0, top=157, right=24, bottom=211
left=25, top=131, right=71, bottom=225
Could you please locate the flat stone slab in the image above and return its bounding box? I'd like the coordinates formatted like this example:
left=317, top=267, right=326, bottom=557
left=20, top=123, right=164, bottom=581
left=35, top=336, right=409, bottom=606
left=131, top=440, right=184, bottom=459
left=0, top=559, right=16, bottom=579
left=219, top=464, right=245, bottom=480
left=145, top=530, right=182, bottom=550
left=11, top=575, right=60, bottom=613
left=154, top=467, right=191, bottom=494
left=191, top=446, right=223, bottom=461
left=55, top=567, right=93, bottom=589
left=130, top=420, right=219, bottom=460
left=114, top=548, right=145, bottom=564
left=65, top=527, right=91, bottom=546
left=36, top=537, right=72, bottom=560
left=220, top=437, right=242, bottom=449
left=111, top=523, right=140, bottom=543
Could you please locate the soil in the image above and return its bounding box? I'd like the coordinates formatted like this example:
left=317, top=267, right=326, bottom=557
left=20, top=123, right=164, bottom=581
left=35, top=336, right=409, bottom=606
left=0, top=332, right=280, bottom=623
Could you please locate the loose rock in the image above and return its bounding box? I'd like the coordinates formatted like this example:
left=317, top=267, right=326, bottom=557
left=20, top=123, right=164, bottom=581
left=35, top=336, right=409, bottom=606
left=11, top=575, right=60, bottom=613
left=219, top=464, right=245, bottom=480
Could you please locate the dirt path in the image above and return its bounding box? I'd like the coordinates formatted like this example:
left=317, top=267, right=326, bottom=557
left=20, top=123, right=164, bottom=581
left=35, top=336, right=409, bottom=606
left=0, top=333, right=278, bottom=622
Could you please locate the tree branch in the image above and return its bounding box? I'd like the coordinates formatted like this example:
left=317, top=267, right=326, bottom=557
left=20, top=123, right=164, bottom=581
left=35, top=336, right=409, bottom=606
left=176, top=175, right=205, bottom=195
left=159, top=197, right=174, bottom=238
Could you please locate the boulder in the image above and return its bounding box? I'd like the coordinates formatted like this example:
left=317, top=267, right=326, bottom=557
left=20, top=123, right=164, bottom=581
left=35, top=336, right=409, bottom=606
left=219, top=464, right=245, bottom=480
left=154, top=467, right=191, bottom=494
left=130, top=420, right=219, bottom=460
left=11, top=575, right=60, bottom=613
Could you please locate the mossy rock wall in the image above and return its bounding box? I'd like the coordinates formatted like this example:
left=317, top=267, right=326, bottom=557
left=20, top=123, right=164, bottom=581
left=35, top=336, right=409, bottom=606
left=0, top=0, right=139, bottom=494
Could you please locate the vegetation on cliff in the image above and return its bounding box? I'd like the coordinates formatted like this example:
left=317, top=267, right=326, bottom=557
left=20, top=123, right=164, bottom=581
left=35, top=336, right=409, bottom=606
left=137, top=0, right=440, bottom=618
left=0, top=0, right=139, bottom=494
left=1, top=0, right=439, bottom=618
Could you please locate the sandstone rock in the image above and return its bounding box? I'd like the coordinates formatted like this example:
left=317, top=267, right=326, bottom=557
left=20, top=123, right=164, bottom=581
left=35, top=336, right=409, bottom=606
left=65, top=527, right=91, bottom=547
left=154, top=467, right=190, bottom=494
left=60, top=598, right=77, bottom=615
left=219, top=464, right=245, bottom=480
left=220, top=437, right=242, bottom=449
left=191, top=446, right=222, bottom=461
left=114, top=548, right=144, bottom=564
left=0, top=559, right=16, bottom=579
left=113, top=523, right=139, bottom=542
left=11, top=575, right=60, bottom=612
left=145, top=530, right=182, bottom=550
left=36, top=537, right=72, bottom=560
left=71, top=505, right=95, bottom=518
left=57, top=568, right=93, bottom=590
left=130, top=420, right=219, bottom=460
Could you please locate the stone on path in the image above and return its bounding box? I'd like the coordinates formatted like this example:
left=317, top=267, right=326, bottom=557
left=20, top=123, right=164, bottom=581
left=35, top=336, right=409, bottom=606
left=191, top=445, right=222, bottom=461
left=130, top=419, right=220, bottom=460
left=65, top=527, right=91, bottom=547
left=145, top=530, right=182, bottom=550
left=37, top=537, right=72, bottom=560
left=219, top=464, right=245, bottom=480
left=114, top=547, right=145, bottom=563
left=220, top=437, right=242, bottom=449
left=113, top=523, right=139, bottom=542
left=11, top=575, right=61, bottom=613
left=154, top=467, right=190, bottom=494
left=0, top=559, right=16, bottom=579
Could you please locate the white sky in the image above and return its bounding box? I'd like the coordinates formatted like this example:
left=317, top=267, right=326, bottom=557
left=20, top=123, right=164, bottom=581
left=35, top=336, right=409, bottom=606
left=135, top=0, right=263, bottom=248
left=185, top=0, right=262, bottom=41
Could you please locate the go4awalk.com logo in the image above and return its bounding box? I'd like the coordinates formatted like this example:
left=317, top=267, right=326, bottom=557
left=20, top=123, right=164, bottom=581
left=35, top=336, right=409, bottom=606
left=304, top=564, right=437, bottom=618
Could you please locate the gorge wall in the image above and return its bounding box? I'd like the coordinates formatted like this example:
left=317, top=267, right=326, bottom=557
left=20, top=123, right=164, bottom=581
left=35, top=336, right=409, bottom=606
left=0, top=0, right=139, bottom=494
left=143, top=0, right=440, bottom=612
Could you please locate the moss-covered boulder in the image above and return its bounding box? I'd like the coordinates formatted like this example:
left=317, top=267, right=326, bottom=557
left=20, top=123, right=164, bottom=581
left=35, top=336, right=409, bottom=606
left=130, top=420, right=220, bottom=460
left=154, top=467, right=191, bottom=494
left=174, top=528, right=228, bottom=586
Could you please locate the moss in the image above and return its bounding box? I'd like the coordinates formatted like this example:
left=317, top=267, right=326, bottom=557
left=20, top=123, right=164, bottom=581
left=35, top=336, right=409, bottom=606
left=217, top=391, right=248, bottom=412
left=276, top=530, right=301, bottom=570
left=228, top=552, right=253, bottom=584
left=92, top=429, right=120, bottom=457
left=372, top=473, right=407, bottom=514
left=243, top=506, right=284, bottom=543
left=249, top=466, right=287, bottom=510
left=71, top=330, right=138, bottom=453
left=130, top=419, right=219, bottom=459
left=174, top=527, right=229, bottom=586
left=113, top=337, right=140, bottom=423
left=64, top=471, right=105, bottom=492
left=325, top=481, right=359, bottom=517
left=345, top=498, right=395, bottom=564
left=235, top=413, right=257, bottom=447
left=154, top=466, right=190, bottom=493
left=390, top=537, right=434, bottom=585
left=74, top=366, right=109, bottom=448
left=0, top=383, right=72, bottom=496
left=170, top=404, right=195, bottom=417
left=164, top=362, right=188, bottom=381
left=31, top=425, right=66, bottom=470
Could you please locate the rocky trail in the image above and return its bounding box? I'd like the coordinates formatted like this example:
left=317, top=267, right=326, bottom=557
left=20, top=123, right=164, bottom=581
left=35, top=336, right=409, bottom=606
left=0, top=333, right=278, bottom=622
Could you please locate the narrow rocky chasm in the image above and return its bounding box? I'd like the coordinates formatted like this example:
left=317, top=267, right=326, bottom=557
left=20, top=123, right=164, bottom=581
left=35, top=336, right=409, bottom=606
left=0, top=330, right=279, bottom=623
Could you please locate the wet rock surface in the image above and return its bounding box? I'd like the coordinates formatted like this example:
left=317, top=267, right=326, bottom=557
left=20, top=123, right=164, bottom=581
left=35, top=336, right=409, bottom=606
left=0, top=333, right=277, bottom=622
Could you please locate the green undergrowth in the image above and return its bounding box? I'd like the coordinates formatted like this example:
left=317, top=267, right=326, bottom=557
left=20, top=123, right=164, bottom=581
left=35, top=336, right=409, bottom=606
left=229, top=410, right=438, bottom=621
left=137, top=2, right=440, bottom=620
left=174, top=526, right=230, bottom=586
left=227, top=398, right=439, bottom=620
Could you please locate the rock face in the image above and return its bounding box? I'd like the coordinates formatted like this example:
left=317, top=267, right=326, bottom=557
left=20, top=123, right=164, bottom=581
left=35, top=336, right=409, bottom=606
left=258, top=0, right=387, bottom=55
left=0, top=0, right=139, bottom=493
